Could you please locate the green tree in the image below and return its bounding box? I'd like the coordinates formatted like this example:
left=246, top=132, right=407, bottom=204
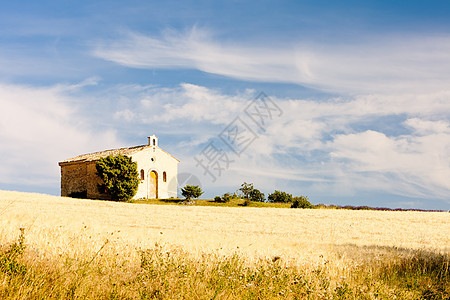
left=268, top=190, right=293, bottom=203
left=249, top=188, right=265, bottom=202
left=181, top=185, right=204, bottom=201
left=291, top=196, right=313, bottom=208
left=238, top=182, right=254, bottom=199
left=95, top=154, right=139, bottom=201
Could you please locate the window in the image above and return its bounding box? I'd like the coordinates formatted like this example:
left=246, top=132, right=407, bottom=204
left=163, top=171, right=167, bottom=182
left=140, top=169, right=145, bottom=180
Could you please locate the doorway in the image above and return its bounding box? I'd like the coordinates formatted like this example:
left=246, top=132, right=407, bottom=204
left=148, top=170, right=158, bottom=199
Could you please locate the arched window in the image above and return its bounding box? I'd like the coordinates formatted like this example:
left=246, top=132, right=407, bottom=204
left=140, top=169, right=145, bottom=180
left=163, top=171, right=167, bottom=182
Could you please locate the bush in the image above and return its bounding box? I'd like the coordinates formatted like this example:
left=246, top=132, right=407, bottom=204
left=181, top=185, right=204, bottom=201
left=214, top=193, right=227, bottom=203
left=268, top=190, right=293, bottom=203
left=291, top=196, right=313, bottom=208
left=96, top=154, right=139, bottom=201
left=242, top=199, right=251, bottom=206
left=214, top=193, right=233, bottom=203
left=249, top=188, right=265, bottom=202
left=222, top=193, right=233, bottom=203
left=238, top=182, right=254, bottom=199
left=237, top=182, right=265, bottom=202
left=0, top=228, right=27, bottom=277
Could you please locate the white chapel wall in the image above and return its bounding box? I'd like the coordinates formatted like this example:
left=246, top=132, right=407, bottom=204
left=131, top=147, right=178, bottom=199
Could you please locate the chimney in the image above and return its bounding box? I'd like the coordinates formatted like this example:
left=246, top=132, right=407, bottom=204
left=147, top=135, right=158, bottom=147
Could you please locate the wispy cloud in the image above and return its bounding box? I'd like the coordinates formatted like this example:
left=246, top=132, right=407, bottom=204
left=94, top=28, right=450, bottom=94
left=0, top=82, right=119, bottom=189
left=93, top=28, right=301, bottom=84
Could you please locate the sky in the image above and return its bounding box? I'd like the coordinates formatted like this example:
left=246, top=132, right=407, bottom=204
left=0, top=0, right=449, bottom=210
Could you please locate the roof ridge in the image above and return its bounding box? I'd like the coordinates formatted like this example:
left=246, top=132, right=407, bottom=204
left=59, top=144, right=151, bottom=164
left=87, top=144, right=148, bottom=155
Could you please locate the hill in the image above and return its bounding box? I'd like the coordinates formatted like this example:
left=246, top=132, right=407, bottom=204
left=1, top=190, right=448, bottom=259
left=0, top=190, right=448, bottom=298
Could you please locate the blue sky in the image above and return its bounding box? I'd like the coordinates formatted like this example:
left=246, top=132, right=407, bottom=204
left=0, top=1, right=449, bottom=209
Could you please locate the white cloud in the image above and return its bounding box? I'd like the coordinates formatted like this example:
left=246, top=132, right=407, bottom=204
left=113, top=83, right=254, bottom=127
left=93, top=28, right=297, bottom=84
left=114, top=109, right=135, bottom=122
left=156, top=83, right=250, bottom=124
left=404, top=118, right=450, bottom=135
left=94, top=28, right=450, bottom=94
left=107, top=83, right=449, bottom=202
left=326, top=129, right=450, bottom=199
left=0, top=83, right=119, bottom=188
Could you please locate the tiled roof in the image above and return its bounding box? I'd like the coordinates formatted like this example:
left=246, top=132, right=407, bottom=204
left=59, top=144, right=151, bottom=165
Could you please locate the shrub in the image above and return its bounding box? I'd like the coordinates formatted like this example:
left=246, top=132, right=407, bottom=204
left=0, top=228, right=27, bottom=277
left=249, top=188, right=265, bottom=202
left=214, top=193, right=234, bottom=203
left=237, top=182, right=264, bottom=202
left=181, top=185, right=204, bottom=201
left=221, top=193, right=232, bottom=203
left=96, top=154, right=139, bottom=201
left=268, top=190, right=293, bottom=203
left=238, top=182, right=254, bottom=199
left=291, top=196, right=313, bottom=208
left=242, top=199, right=251, bottom=206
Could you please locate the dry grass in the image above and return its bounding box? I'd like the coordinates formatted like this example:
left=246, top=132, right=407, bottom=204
left=0, top=190, right=449, bottom=299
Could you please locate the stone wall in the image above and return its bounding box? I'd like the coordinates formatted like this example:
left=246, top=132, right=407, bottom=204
left=60, top=162, right=87, bottom=197
left=60, top=161, right=110, bottom=200
left=86, top=161, right=110, bottom=200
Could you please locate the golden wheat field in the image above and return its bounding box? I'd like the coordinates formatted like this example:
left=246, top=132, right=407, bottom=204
left=1, top=190, right=449, bottom=299
left=1, top=190, right=448, bottom=262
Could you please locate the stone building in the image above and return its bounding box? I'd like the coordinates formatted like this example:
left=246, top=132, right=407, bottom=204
left=58, top=135, right=179, bottom=199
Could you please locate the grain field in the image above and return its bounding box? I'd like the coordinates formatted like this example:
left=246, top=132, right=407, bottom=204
left=0, top=190, right=448, bottom=299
